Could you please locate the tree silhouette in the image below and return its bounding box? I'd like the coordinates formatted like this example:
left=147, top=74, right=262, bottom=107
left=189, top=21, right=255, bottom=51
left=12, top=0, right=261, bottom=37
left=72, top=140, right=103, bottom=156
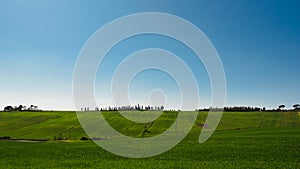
left=18, top=105, right=24, bottom=111
left=278, top=105, right=285, bottom=110
left=293, top=104, right=300, bottom=109
left=4, top=106, right=13, bottom=112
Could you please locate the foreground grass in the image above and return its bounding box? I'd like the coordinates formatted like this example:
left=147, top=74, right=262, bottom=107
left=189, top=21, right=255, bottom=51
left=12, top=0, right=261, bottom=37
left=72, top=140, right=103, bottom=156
left=0, top=127, right=299, bottom=168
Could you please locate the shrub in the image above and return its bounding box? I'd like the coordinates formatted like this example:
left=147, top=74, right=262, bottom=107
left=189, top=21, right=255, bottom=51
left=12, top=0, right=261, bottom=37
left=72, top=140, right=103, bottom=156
left=0, top=136, right=11, bottom=140
left=80, top=136, right=89, bottom=141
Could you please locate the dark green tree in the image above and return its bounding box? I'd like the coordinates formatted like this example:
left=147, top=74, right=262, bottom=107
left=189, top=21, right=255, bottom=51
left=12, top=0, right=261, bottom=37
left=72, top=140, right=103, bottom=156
left=293, top=104, right=300, bottom=109
left=278, top=105, right=285, bottom=110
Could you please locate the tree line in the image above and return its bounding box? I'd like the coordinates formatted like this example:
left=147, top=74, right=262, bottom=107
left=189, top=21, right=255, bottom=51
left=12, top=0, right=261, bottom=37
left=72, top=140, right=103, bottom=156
left=198, top=104, right=300, bottom=112
left=3, top=105, right=40, bottom=112
left=81, top=104, right=164, bottom=111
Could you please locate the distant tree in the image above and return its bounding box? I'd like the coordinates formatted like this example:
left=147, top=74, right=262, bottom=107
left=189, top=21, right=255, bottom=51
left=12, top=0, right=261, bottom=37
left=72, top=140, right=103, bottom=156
left=278, top=105, right=285, bottom=110
left=293, top=104, right=300, bottom=110
left=18, top=105, right=24, bottom=111
left=4, top=106, right=13, bottom=112
left=29, top=105, right=39, bottom=111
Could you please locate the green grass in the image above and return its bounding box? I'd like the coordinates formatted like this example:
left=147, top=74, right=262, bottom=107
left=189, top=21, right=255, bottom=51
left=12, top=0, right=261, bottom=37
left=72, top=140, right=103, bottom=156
left=0, top=111, right=87, bottom=140
left=0, top=111, right=300, bottom=168
left=1, top=111, right=299, bottom=140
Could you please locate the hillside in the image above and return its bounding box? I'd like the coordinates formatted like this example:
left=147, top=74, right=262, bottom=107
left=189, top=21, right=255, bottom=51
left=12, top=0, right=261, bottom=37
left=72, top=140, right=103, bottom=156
left=1, top=111, right=300, bottom=168
left=0, top=111, right=299, bottom=140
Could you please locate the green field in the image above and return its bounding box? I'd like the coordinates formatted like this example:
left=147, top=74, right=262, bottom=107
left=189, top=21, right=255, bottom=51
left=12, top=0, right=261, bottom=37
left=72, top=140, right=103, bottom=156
left=0, top=111, right=300, bottom=168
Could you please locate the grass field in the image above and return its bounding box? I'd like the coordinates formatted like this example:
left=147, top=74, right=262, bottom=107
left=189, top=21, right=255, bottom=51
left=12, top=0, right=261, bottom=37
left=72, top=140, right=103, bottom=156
left=0, top=111, right=300, bottom=168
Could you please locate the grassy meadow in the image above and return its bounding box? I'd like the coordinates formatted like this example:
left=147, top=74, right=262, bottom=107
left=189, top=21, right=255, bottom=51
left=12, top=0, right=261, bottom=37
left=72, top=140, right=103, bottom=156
left=0, top=111, right=300, bottom=168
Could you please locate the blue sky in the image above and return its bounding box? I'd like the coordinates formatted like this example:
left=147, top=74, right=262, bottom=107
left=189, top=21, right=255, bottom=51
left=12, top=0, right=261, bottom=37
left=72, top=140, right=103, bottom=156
left=0, top=0, right=299, bottom=110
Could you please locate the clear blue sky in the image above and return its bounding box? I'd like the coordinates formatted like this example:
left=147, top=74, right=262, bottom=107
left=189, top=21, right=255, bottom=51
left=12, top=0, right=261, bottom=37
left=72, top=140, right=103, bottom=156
left=0, top=0, right=299, bottom=110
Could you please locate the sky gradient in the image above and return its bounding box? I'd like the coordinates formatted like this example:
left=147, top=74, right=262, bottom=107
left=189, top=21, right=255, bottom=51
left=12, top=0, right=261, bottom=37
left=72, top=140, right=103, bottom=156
left=0, top=0, right=299, bottom=110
